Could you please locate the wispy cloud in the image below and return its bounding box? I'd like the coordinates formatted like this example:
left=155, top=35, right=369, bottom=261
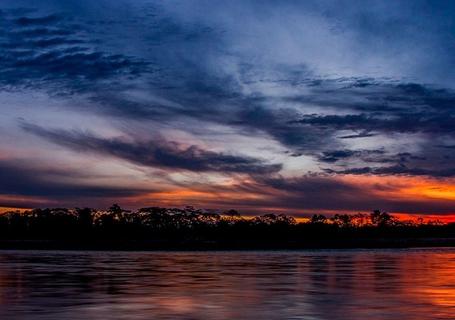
left=21, top=122, right=282, bottom=175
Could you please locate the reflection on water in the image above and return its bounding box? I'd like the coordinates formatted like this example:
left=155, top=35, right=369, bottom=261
left=0, top=249, right=454, bottom=319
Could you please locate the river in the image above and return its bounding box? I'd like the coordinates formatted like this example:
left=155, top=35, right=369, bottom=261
left=0, top=249, right=454, bottom=319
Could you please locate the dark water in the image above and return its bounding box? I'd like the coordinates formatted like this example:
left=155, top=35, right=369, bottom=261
left=0, top=249, right=454, bottom=319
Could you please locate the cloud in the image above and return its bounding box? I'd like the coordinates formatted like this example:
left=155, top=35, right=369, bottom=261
left=13, top=14, right=61, bottom=26
left=0, top=10, right=148, bottom=93
left=101, top=172, right=402, bottom=214
left=295, top=111, right=455, bottom=135
left=318, top=150, right=359, bottom=163
left=210, top=174, right=455, bottom=215
left=85, top=76, right=455, bottom=175
left=325, top=165, right=455, bottom=178
left=318, top=149, right=422, bottom=165
left=339, top=131, right=376, bottom=139
left=21, top=122, right=282, bottom=175
left=0, top=159, right=150, bottom=208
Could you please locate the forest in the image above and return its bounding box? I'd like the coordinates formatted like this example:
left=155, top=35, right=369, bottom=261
left=0, top=205, right=454, bottom=249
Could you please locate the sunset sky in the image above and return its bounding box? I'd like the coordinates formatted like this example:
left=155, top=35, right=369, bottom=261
left=1, top=0, right=455, bottom=218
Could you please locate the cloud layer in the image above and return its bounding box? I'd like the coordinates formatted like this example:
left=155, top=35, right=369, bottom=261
left=1, top=1, right=455, bottom=216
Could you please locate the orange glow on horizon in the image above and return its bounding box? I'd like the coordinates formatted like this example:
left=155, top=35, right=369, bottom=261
left=0, top=207, right=28, bottom=214
left=102, top=173, right=455, bottom=222
left=339, top=174, right=455, bottom=200
left=1, top=173, right=455, bottom=222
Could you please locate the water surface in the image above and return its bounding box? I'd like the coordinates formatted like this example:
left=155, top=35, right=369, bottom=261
left=0, top=249, right=454, bottom=319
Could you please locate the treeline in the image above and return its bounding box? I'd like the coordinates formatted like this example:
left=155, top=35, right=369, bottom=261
left=0, top=205, right=454, bottom=249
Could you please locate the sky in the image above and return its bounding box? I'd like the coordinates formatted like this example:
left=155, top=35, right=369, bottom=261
left=1, top=0, right=455, bottom=218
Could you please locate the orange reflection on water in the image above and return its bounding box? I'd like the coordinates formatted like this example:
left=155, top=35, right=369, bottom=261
left=402, top=252, right=455, bottom=310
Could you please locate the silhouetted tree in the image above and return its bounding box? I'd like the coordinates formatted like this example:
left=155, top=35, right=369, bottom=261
left=253, top=214, right=293, bottom=225
left=311, top=214, right=327, bottom=224
left=350, top=213, right=369, bottom=227
left=370, top=210, right=396, bottom=227
left=223, top=209, right=240, bottom=218
left=331, top=214, right=351, bottom=228
left=76, top=207, right=93, bottom=229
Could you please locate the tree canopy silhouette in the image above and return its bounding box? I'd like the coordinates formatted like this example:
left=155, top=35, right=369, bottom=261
left=0, top=205, right=452, bottom=249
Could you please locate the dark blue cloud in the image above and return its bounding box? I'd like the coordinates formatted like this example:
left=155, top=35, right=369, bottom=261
left=13, top=13, right=61, bottom=26
left=318, top=149, right=389, bottom=164
left=0, top=10, right=148, bottom=93
left=324, top=166, right=455, bottom=178
left=21, top=122, right=282, bottom=175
